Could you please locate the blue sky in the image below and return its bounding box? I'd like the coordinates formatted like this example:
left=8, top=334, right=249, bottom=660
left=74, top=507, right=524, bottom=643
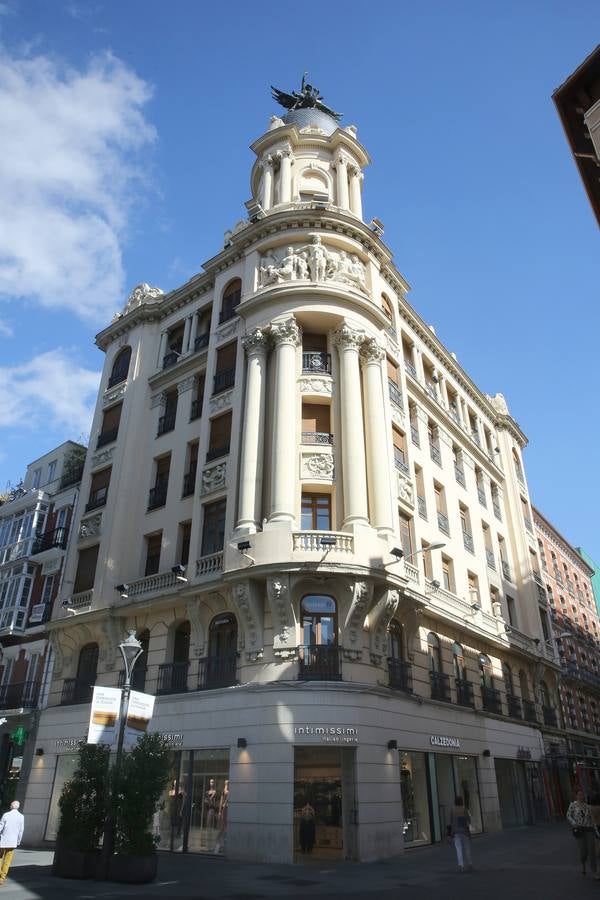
left=0, top=1, right=598, bottom=560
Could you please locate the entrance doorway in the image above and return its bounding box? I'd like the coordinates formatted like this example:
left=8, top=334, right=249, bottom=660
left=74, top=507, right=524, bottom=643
left=293, top=746, right=356, bottom=860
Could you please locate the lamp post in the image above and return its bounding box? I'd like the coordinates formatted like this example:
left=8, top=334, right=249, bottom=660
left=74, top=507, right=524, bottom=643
left=101, top=630, right=143, bottom=877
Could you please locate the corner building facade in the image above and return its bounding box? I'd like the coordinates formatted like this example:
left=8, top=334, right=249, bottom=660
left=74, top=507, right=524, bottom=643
left=28, top=89, right=559, bottom=861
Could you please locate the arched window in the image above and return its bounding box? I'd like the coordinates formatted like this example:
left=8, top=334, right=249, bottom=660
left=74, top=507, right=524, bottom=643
left=220, top=278, right=242, bottom=324
left=301, top=595, right=337, bottom=646
left=452, top=642, right=466, bottom=681
left=108, top=346, right=131, bottom=388
left=299, top=596, right=340, bottom=680
left=388, top=620, right=404, bottom=661
left=381, top=293, right=394, bottom=323
left=75, top=642, right=99, bottom=703
left=502, top=661, right=514, bottom=696
left=130, top=629, right=149, bottom=692
left=519, top=669, right=530, bottom=700
left=539, top=680, right=550, bottom=708
left=479, top=653, right=494, bottom=688
left=158, top=622, right=190, bottom=695
left=427, top=632, right=442, bottom=673
left=204, top=614, right=238, bottom=688
left=173, top=622, right=190, bottom=663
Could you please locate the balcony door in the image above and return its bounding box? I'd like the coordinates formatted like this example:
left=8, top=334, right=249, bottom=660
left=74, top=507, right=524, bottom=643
left=300, top=595, right=339, bottom=680
left=203, top=614, right=238, bottom=688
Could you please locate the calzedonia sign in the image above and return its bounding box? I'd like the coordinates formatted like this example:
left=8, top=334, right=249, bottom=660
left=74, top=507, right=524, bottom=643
left=294, top=726, right=358, bottom=744
left=430, top=734, right=461, bottom=749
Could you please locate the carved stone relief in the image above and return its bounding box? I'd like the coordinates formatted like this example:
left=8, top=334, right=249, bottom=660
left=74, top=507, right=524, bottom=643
left=216, top=319, right=239, bottom=342
left=91, top=447, right=115, bottom=469
left=150, top=392, right=165, bottom=410
left=301, top=452, right=335, bottom=481
left=368, top=588, right=400, bottom=665
left=201, top=462, right=227, bottom=496
left=99, top=618, right=124, bottom=671
left=266, top=575, right=297, bottom=655
left=209, top=391, right=233, bottom=414
left=78, top=513, right=102, bottom=541
left=230, top=580, right=264, bottom=660
left=187, top=598, right=206, bottom=658
left=343, top=581, right=373, bottom=649
left=178, top=376, right=196, bottom=395
left=50, top=632, right=65, bottom=676
left=258, top=235, right=367, bottom=293
left=103, top=384, right=126, bottom=407
left=123, top=283, right=164, bottom=315
left=397, top=472, right=414, bottom=507
left=298, top=376, right=333, bottom=396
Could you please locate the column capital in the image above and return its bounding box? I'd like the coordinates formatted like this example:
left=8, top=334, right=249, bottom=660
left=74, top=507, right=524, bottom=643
left=360, top=337, right=385, bottom=364
left=334, top=152, right=350, bottom=168
left=260, top=154, right=274, bottom=171
left=269, top=316, right=301, bottom=347
left=241, top=328, right=270, bottom=355
left=332, top=322, right=365, bottom=352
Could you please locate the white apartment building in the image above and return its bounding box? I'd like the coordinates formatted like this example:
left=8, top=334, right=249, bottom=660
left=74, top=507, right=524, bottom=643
left=26, top=82, right=558, bottom=861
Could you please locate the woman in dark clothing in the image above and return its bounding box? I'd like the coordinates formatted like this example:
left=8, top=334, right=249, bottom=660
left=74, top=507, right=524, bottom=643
left=299, top=801, right=316, bottom=853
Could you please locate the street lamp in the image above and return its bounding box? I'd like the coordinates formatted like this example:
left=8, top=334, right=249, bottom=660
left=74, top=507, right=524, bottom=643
left=387, top=541, right=446, bottom=565
left=101, top=630, right=143, bottom=876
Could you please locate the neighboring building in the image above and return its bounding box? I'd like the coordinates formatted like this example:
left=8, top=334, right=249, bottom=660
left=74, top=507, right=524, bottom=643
left=0, top=443, right=85, bottom=806
left=576, top=547, right=600, bottom=618
left=553, top=44, right=600, bottom=226
left=534, top=508, right=600, bottom=810
left=27, top=82, right=560, bottom=861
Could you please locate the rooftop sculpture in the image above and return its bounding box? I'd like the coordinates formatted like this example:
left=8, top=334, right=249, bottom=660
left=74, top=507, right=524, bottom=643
left=271, top=73, right=342, bottom=122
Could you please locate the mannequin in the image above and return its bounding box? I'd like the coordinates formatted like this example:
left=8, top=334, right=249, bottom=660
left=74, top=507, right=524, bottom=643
left=214, top=779, right=229, bottom=854
left=205, top=778, right=219, bottom=829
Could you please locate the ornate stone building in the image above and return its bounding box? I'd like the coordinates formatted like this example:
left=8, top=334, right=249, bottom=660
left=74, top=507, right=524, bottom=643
left=26, top=82, right=562, bottom=860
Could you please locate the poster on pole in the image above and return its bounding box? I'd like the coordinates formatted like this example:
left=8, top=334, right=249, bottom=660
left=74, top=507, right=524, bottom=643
left=87, top=686, right=122, bottom=745
left=123, top=689, right=155, bottom=748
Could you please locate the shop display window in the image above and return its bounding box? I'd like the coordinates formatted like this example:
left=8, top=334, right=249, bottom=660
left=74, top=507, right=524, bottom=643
left=400, top=751, right=431, bottom=846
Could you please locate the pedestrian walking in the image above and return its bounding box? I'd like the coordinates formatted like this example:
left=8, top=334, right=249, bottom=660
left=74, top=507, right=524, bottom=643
left=448, top=795, right=472, bottom=873
left=0, top=801, right=25, bottom=884
left=566, top=789, right=598, bottom=877
left=298, top=801, right=316, bottom=854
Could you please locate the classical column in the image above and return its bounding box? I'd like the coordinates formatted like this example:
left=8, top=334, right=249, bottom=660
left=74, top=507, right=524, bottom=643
left=437, top=371, right=449, bottom=407
left=157, top=331, right=168, bottom=366
left=189, top=312, right=198, bottom=352
left=414, top=346, right=425, bottom=384
left=333, top=323, right=369, bottom=528
left=236, top=329, right=270, bottom=532
left=278, top=147, right=293, bottom=204
left=361, top=338, right=394, bottom=535
left=182, top=315, right=192, bottom=354
left=261, top=155, right=274, bottom=211
left=335, top=155, right=349, bottom=210
left=268, top=317, right=301, bottom=523
left=348, top=166, right=363, bottom=219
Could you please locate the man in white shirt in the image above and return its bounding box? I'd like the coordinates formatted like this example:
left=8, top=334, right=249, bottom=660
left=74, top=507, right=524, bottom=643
left=0, top=801, right=25, bottom=883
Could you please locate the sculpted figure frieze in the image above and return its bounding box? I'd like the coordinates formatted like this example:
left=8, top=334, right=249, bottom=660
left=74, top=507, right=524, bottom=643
left=259, top=235, right=367, bottom=292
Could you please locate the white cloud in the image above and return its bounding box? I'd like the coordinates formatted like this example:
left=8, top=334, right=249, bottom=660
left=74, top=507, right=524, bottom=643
left=0, top=349, right=101, bottom=436
left=0, top=49, right=156, bottom=323
left=0, top=319, right=12, bottom=337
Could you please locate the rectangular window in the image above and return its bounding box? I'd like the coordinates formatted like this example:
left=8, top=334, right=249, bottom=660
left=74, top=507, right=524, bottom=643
left=392, top=427, right=408, bottom=473
left=387, top=357, right=399, bottom=384
left=441, top=555, right=455, bottom=593
left=213, top=341, right=237, bottom=394
left=179, top=521, right=192, bottom=567
left=97, top=403, right=122, bottom=447
left=301, top=403, right=331, bottom=437
left=190, top=373, right=206, bottom=420
left=87, top=467, right=111, bottom=511
left=145, top=532, right=162, bottom=576
left=201, top=500, right=227, bottom=556
left=148, top=455, right=171, bottom=509
left=301, top=493, right=331, bottom=531
left=73, top=545, right=99, bottom=593
left=399, top=513, right=414, bottom=559
left=31, top=468, right=41, bottom=489
left=42, top=574, right=55, bottom=604
left=183, top=442, right=199, bottom=497
left=47, top=461, right=57, bottom=483
left=207, top=411, right=232, bottom=461
left=158, top=391, right=178, bottom=435
left=421, top=541, right=433, bottom=580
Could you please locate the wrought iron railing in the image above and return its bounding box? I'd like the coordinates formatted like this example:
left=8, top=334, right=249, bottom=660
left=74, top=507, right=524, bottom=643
left=417, top=495, right=427, bottom=519
left=430, top=443, right=441, bottom=465
left=543, top=705, right=558, bottom=728
left=477, top=487, right=487, bottom=507
left=388, top=658, right=412, bottom=693
left=213, top=368, right=236, bottom=394
left=162, top=351, right=180, bottom=369
left=148, top=484, right=168, bottom=510
left=394, top=448, right=409, bottom=474
left=410, top=424, right=420, bottom=446
left=32, top=526, right=69, bottom=555
left=190, top=398, right=202, bottom=421
left=481, top=685, right=502, bottom=715
left=194, top=333, right=210, bottom=351
left=462, top=531, right=474, bottom=553
left=506, top=694, right=522, bottom=719
left=493, top=502, right=502, bottom=521
left=524, top=517, right=533, bottom=534
left=522, top=699, right=537, bottom=723
left=61, top=678, right=95, bottom=705
left=298, top=645, right=342, bottom=681
left=157, top=411, right=176, bottom=436
left=206, top=444, right=230, bottom=461
left=85, top=488, right=108, bottom=512
left=157, top=661, right=190, bottom=695
left=96, top=426, right=119, bottom=448
left=455, top=678, right=474, bottom=708
left=182, top=471, right=196, bottom=497
left=437, top=511, right=450, bottom=535
left=501, top=560, right=511, bottom=580
left=454, top=465, right=466, bottom=487
left=301, top=432, right=334, bottom=445
left=302, top=352, right=331, bottom=374
left=198, top=654, right=238, bottom=690
left=486, top=549, right=496, bottom=570
left=107, top=371, right=127, bottom=388
left=0, top=681, right=41, bottom=710
left=430, top=671, right=451, bottom=702
left=388, top=380, right=404, bottom=410
left=404, top=360, right=417, bottom=379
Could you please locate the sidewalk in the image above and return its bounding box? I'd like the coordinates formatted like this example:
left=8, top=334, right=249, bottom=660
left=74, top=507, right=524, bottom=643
left=2, top=824, right=595, bottom=899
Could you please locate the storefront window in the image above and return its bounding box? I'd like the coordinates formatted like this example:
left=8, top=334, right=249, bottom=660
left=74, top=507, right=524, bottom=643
left=400, top=751, right=431, bottom=846
left=45, top=754, right=79, bottom=840
left=453, top=755, right=482, bottom=833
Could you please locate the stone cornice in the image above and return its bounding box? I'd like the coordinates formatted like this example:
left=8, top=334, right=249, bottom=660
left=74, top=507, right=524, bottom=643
left=250, top=122, right=371, bottom=169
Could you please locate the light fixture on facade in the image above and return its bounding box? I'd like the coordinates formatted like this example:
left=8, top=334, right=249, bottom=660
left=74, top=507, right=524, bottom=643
left=245, top=199, right=265, bottom=222
left=387, top=739, right=398, bottom=750
left=171, top=565, right=188, bottom=582
left=35, top=747, right=44, bottom=757
left=115, top=583, right=129, bottom=599
left=388, top=541, right=446, bottom=567
left=237, top=541, right=252, bottom=552
left=482, top=749, right=491, bottom=757
left=237, top=737, right=248, bottom=749
left=471, top=603, right=481, bottom=612
left=369, top=217, right=384, bottom=237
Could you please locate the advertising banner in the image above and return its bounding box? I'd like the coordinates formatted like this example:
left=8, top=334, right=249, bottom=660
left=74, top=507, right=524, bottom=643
left=123, top=690, right=155, bottom=748
left=87, top=686, right=122, bottom=745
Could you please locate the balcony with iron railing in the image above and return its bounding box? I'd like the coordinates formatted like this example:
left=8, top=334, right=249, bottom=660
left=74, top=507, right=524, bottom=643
left=206, top=444, right=230, bottom=462
left=501, top=560, right=511, bottom=581
left=198, top=654, right=238, bottom=690
left=506, top=694, right=522, bottom=719
left=430, top=671, right=451, bottom=702
left=524, top=517, right=533, bottom=534
left=481, top=685, right=502, bottom=715
left=107, top=371, right=127, bottom=389
left=533, top=571, right=543, bottom=586
left=213, top=368, right=236, bottom=395
left=553, top=568, right=564, bottom=586
left=96, top=426, right=119, bottom=449
left=425, top=382, right=437, bottom=400
left=388, top=380, right=404, bottom=411
left=157, top=411, right=176, bottom=436
left=493, top=501, right=502, bottom=521
left=463, top=531, right=474, bottom=553
left=448, top=405, right=460, bottom=424
left=485, top=549, right=496, bottom=570
left=566, top=579, right=575, bottom=596
left=437, top=511, right=450, bottom=535
left=471, top=430, right=481, bottom=447
left=148, top=483, right=168, bottom=511
left=543, top=705, right=558, bottom=728
left=302, top=352, right=331, bottom=374
left=31, top=525, right=69, bottom=555
left=404, top=359, right=417, bottom=379
left=388, top=658, right=413, bottom=693
left=61, top=678, right=95, bottom=706
left=157, top=661, right=190, bottom=695
left=182, top=471, right=196, bottom=498
left=410, top=424, right=420, bottom=447
left=477, top=487, right=487, bottom=507
left=163, top=350, right=180, bottom=369
left=298, top=645, right=342, bottom=681
left=523, top=699, right=537, bottom=723
left=417, top=495, right=427, bottom=519
left=0, top=681, right=41, bottom=710
left=301, top=432, right=334, bottom=445
left=394, top=448, right=409, bottom=474
left=429, top=443, right=441, bottom=466
left=190, top=398, right=202, bottom=421
left=454, top=465, right=466, bottom=487
left=85, top=487, right=108, bottom=512
left=194, top=332, right=210, bottom=352
left=455, top=678, right=475, bottom=708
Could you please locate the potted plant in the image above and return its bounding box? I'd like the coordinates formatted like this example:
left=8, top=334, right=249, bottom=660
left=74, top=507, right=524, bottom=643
left=108, top=733, right=170, bottom=883
left=53, top=743, right=109, bottom=879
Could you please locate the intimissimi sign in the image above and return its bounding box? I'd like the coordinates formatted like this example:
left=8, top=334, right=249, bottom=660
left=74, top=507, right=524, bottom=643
left=294, top=725, right=358, bottom=744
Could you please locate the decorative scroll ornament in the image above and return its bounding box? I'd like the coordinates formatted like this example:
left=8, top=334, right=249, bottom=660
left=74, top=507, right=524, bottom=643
left=332, top=322, right=365, bottom=352
left=298, top=376, right=332, bottom=395
left=78, top=513, right=102, bottom=540
left=241, top=328, right=269, bottom=354
left=201, top=462, right=227, bottom=495
left=303, top=454, right=334, bottom=480
left=344, top=581, right=373, bottom=647
left=123, top=283, right=163, bottom=314
left=368, top=588, right=400, bottom=664
left=231, top=581, right=263, bottom=659
left=259, top=235, right=367, bottom=293
left=266, top=576, right=297, bottom=655
left=361, top=337, right=385, bottom=363
left=269, top=317, right=301, bottom=347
